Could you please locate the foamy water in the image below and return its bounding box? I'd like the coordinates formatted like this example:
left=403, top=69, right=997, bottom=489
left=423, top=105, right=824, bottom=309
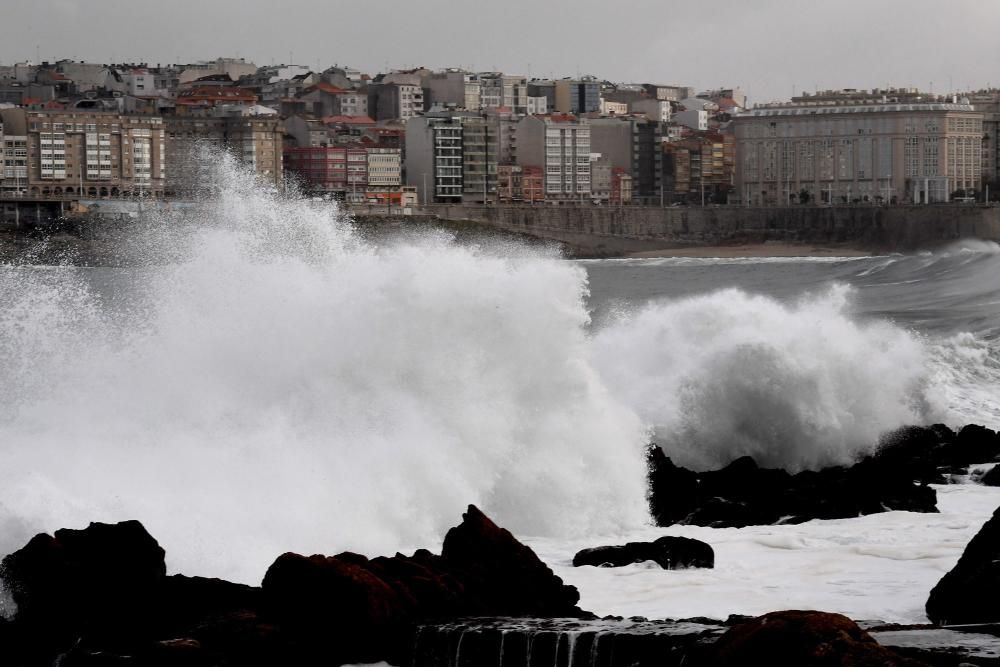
left=0, top=154, right=997, bottom=601
left=527, top=483, right=1000, bottom=624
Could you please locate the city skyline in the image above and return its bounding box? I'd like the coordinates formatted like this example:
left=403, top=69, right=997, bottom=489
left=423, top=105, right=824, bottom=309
left=3, top=0, right=1000, bottom=104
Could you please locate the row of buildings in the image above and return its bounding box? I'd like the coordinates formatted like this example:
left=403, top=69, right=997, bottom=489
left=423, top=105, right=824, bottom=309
left=1, top=56, right=998, bottom=207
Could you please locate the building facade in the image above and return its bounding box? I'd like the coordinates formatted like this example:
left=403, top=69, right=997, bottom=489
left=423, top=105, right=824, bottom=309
left=405, top=112, right=464, bottom=203
left=554, top=78, right=600, bottom=114
left=0, top=108, right=167, bottom=199
left=366, top=147, right=402, bottom=191
left=589, top=117, right=662, bottom=203
left=515, top=114, right=591, bottom=199
left=735, top=101, right=984, bottom=205
left=164, top=115, right=283, bottom=196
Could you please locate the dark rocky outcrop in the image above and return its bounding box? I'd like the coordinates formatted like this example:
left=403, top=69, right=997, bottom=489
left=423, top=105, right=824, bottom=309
left=262, top=505, right=583, bottom=663
left=0, top=521, right=276, bottom=666
left=700, top=610, right=929, bottom=666
left=0, top=520, right=168, bottom=662
left=573, top=536, right=714, bottom=570
left=927, top=504, right=1000, bottom=626
left=0, top=507, right=581, bottom=666
left=981, top=465, right=1000, bottom=486
left=648, top=448, right=938, bottom=528
left=649, top=424, right=1000, bottom=529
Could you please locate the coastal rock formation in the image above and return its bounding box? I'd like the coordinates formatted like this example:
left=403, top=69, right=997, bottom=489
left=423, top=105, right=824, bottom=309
left=701, top=610, right=929, bottom=666
left=926, top=504, right=1000, bottom=625
left=648, top=424, right=1000, bottom=529
left=0, top=519, right=168, bottom=660
left=648, top=448, right=938, bottom=528
left=573, top=536, right=714, bottom=570
left=263, top=505, right=583, bottom=663
left=0, top=507, right=581, bottom=666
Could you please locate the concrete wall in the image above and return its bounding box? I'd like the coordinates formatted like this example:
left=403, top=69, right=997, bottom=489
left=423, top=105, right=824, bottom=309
left=348, top=203, right=1000, bottom=256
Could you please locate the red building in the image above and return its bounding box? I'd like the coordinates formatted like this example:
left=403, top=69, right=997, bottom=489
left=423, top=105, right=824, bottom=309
left=283, top=145, right=368, bottom=197
left=176, top=87, right=258, bottom=113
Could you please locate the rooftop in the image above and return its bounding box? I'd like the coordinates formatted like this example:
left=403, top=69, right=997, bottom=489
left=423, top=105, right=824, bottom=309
left=741, top=103, right=977, bottom=117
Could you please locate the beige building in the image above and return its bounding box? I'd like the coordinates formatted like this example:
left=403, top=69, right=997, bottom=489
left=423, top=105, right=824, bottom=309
left=164, top=116, right=283, bottom=196
left=0, top=108, right=167, bottom=199
left=735, top=101, right=983, bottom=205
left=366, top=147, right=402, bottom=190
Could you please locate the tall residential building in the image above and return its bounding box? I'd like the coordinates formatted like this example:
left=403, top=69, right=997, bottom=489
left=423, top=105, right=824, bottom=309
left=459, top=114, right=499, bottom=202
left=164, top=115, right=283, bottom=196
left=405, top=113, right=464, bottom=203
left=589, top=117, right=663, bottom=203
left=404, top=110, right=498, bottom=203
left=515, top=114, right=591, bottom=200
left=734, top=100, right=984, bottom=205
left=2, top=108, right=167, bottom=199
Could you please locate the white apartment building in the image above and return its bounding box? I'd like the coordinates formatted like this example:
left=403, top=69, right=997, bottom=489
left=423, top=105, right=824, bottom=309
left=734, top=101, right=984, bottom=205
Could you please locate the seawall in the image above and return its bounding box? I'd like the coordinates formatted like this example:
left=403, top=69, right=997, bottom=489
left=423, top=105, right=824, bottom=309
left=348, top=204, right=1000, bottom=256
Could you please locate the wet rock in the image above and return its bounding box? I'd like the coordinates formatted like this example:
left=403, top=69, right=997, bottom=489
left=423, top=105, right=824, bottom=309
left=573, top=536, right=714, bottom=570
left=261, top=504, right=583, bottom=663
left=440, top=504, right=581, bottom=615
left=927, top=504, right=1000, bottom=625
left=980, top=465, right=1000, bottom=487
left=647, top=448, right=699, bottom=525
left=0, top=519, right=167, bottom=659
left=701, top=610, right=929, bottom=666
left=262, top=551, right=411, bottom=663
left=647, top=426, right=956, bottom=529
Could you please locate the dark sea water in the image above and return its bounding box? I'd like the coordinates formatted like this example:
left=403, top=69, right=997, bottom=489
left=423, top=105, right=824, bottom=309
left=583, top=243, right=1000, bottom=340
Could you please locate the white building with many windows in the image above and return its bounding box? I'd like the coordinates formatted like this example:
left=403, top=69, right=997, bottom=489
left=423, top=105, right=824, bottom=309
left=734, top=101, right=983, bottom=205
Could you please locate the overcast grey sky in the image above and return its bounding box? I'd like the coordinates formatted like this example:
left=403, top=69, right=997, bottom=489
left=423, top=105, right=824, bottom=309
left=3, top=0, right=999, bottom=103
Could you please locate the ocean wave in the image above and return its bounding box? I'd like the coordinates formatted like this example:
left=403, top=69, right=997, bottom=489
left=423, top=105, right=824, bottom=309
left=590, top=284, right=947, bottom=471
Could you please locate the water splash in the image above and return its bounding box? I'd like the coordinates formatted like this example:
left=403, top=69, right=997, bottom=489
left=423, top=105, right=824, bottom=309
left=0, top=152, right=649, bottom=583
left=591, top=285, right=946, bottom=471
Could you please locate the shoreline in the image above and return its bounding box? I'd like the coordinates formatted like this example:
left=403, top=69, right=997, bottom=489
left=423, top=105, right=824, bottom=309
left=623, top=243, right=876, bottom=259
